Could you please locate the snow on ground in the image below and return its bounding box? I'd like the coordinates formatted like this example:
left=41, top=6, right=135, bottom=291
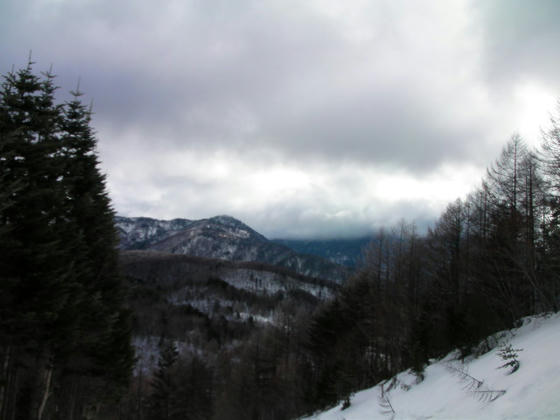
left=303, top=312, right=560, bottom=420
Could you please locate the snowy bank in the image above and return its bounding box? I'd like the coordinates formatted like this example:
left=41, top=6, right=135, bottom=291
left=303, top=312, right=560, bottom=420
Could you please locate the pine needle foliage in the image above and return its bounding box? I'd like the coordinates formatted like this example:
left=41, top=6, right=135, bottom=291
left=446, top=362, right=506, bottom=402
left=497, top=343, right=522, bottom=374
left=0, top=59, right=133, bottom=420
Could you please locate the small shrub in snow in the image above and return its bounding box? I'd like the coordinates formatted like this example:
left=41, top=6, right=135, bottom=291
left=472, top=331, right=511, bottom=357
left=497, top=343, right=522, bottom=374
left=412, top=370, right=425, bottom=385
left=341, top=396, right=351, bottom=410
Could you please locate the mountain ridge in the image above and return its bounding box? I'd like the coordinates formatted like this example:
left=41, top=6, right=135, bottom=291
left=272, top=237, right=372, bottom=268
left=115, top=215, right=350, bottom=283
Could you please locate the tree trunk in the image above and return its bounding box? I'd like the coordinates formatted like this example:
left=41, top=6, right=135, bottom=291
left=28, top=352, right=53, bottom=420
left=1, top=361, right=19, bottom=420
left=37, top=366, right=53, bottom=420
left=0, top=346, right=10, bottom=420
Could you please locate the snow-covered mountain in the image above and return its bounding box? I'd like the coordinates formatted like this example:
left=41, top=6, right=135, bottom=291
left=116, top=215, right=350, bottom=283
left=115, top=216, right=193, bottom=249
left=303, top=312, right=560, bottom=420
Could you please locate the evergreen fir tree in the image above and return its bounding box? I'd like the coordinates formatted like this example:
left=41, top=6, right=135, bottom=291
left=497, top=343, right=522, bottom=374
left=0, top=60, right=133, bottom=420
left=58, top=85, right=133, bottom=394
left=0, top=61, right=75, bottom=420
left=149, top=341, right=178, bottom=420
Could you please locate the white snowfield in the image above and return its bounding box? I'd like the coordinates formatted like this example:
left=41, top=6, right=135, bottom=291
left=303, top=312, right=560, bottom=420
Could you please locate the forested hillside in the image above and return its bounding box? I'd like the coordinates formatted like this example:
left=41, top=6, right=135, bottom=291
left=115, top=122, right=560, bottom=419
left=118, top=251, right=335, bottom=419
left=292, top=131, right=560, bottom=414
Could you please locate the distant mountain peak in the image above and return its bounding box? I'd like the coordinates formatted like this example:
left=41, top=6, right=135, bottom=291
left=115, top=215, right=350, bottom=283
left=207, top=214, right=242, bottom=224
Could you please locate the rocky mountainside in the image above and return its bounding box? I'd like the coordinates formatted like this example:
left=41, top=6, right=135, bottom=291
left=115, top=215, right=350, bottom=283
left=115, top=216, right=193, bottom=249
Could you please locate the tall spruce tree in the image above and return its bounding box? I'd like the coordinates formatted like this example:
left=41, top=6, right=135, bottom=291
left=538, top=102, right=560, bottom=311
left=149, top=341, right=178, bottom=420
left=0, top=61, right=133, bottom=420
left=0, top=61, right=75, bottom=420
left=58, top=86, right=133, bottom=388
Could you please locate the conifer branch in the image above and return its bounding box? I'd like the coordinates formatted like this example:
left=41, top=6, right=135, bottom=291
left=446, top=362, right=506, bottom=402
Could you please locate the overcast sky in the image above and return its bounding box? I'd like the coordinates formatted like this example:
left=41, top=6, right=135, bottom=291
left=2, top=0, right=560, bottom=238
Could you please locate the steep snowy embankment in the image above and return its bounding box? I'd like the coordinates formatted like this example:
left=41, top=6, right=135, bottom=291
left=304, top=312, right=560, bottom=420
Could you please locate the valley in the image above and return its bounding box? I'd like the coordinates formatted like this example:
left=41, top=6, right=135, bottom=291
left=118, top=222, right=343, bottom=375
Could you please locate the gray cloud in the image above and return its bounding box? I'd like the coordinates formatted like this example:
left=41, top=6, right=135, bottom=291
left=474, top=0, right=560, bottom=88
left=2, top=0, right=559, bottom=238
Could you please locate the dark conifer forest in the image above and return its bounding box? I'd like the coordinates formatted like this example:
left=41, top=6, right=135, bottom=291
left=2, top=63, right=560, bottom=420
left=0, top=62, right=134, bottom=419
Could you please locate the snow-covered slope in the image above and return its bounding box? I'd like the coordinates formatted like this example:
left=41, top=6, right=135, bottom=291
left=303, top=312, right=560, bottom=420
left=115, top=216, right=193, bottom=249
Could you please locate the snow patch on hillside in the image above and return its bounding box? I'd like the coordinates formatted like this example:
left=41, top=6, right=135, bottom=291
left=303, top=312, right=560, bottom=420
